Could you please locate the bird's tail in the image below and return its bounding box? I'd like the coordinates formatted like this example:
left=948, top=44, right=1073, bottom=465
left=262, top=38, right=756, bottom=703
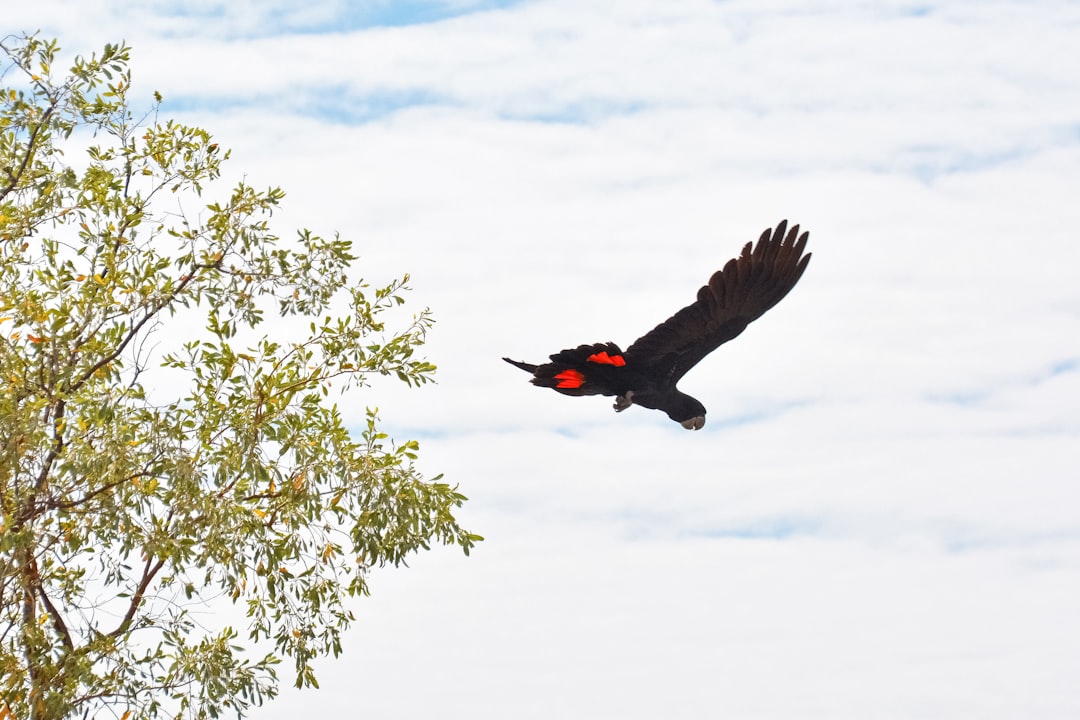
left=503, top=357, right=538, bottom=373
left=504, top=344, right=628, bottom=397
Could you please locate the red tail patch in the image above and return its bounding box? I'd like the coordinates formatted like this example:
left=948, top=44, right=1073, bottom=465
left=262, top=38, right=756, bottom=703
left=554, top=369, right=585, bottom=388
left=586, top=351, right=626, bottom=367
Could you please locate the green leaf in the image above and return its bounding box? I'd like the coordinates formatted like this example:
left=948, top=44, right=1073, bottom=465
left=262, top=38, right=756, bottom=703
left=0, top=31, right=476, bottom=720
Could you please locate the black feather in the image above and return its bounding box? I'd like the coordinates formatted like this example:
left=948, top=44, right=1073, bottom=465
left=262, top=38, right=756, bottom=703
left=504, top=220, right=811, bottom=429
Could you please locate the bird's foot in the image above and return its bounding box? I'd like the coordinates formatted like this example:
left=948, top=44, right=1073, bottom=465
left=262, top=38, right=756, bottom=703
left=613, top=391, right=634, bottom=412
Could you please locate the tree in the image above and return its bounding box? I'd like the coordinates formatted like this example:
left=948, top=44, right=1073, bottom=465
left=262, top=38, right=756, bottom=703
left=0, top=33, right=479, bottom=720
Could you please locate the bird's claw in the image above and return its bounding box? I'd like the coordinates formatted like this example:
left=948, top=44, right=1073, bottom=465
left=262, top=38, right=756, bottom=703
left=613, top=392, right=634, bottom=412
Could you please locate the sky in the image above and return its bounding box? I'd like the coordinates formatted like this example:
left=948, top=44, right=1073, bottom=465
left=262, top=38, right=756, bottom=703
left=7, top=0, right=1080, bottom=717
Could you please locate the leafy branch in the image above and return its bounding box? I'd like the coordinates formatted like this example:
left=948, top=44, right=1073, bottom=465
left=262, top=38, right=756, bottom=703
left=0, top=32, right=478, bottom=720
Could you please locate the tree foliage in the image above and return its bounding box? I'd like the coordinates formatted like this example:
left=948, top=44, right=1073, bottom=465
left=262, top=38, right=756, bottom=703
left=0, top=33, right=479, bottom=720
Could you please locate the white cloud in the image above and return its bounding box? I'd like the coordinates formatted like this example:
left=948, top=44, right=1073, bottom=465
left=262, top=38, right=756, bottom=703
left=6, top=0, right=1080, bottom=717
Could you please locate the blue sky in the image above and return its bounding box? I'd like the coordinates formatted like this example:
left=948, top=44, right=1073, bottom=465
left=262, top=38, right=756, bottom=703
left=8, top=0, right=1080, bottom=717
left=172, top=0, right=525, bottom=36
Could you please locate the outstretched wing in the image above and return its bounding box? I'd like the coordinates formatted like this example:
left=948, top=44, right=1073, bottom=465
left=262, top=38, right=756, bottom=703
left=625, top=220, right=811, bottom=384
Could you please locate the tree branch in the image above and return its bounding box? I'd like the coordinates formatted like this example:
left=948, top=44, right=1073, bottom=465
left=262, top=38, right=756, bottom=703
left=109, top=550, right=167, bottom=639
left=50, top=469, right=158, bottom=512
left=33, top=398, right=65, bottom=493
left=67, top=271, right=201, bottom=396
left=14, top=399, right=67, bottom=527
left=0, top=101, right=57, bottom=202
left=31, top=555, right=74, bottom=652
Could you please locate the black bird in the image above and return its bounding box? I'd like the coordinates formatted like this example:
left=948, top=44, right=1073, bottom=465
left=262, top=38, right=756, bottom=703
left=503, top=220, right=811, bottom=430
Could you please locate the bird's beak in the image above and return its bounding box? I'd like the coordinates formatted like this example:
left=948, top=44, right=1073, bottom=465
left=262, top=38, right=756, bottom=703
left=680, top=416, right=705, bottom=430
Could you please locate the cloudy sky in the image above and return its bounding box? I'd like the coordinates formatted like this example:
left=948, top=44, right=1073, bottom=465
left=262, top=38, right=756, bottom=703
left=10, top=0, right=1080, bottom=717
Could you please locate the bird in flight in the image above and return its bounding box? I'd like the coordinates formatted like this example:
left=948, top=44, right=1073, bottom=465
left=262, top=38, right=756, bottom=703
left=503, top=220, right=811, bottom=430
